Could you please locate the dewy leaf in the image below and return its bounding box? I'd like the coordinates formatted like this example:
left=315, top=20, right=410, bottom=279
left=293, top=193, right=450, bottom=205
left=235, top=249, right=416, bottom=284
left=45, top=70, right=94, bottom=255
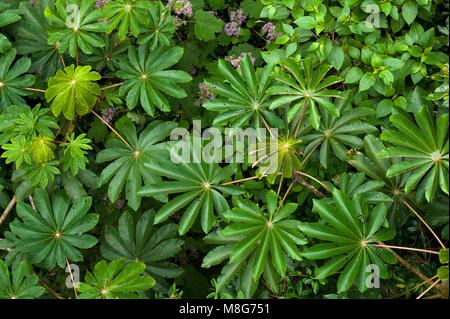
left=101, top=210, right=184, bottom=293
left=201, top=191, right=305, bottom=296
left=45, top=64, right=101, bottom=120
left=45, top=0, right=105, bottom=58
left=138, top=152, right=244, bottom=234
left=377, top=106, right=449, bottom=202
left=116, top=43, right=192, bottom=116
left=0, top=260, right=45, bottom=299
left=77, top=258, right=155, bottom=299
left=97, top=121, right=177, bottom=210
left=0, top=48, right=35, bottom=111
left=102, top=0, right=153, bottom=41
left=300, top=194, right=396, bottom=292
left=9, top=189, right=98, bottom=269
left=269, top=57, right=343, bottom=129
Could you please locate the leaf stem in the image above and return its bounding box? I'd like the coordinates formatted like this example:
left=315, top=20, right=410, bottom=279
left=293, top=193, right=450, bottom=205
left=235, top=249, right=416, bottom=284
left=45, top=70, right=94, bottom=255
left=60, top=54, right=66, bottom=68
left=38, top=278, right=64, bottom=299
left=301, top=138, right=324, bottom=166
left=220, top=175, right=258, bottom=186
left=416, top=279, right=440, bottom=299
left=294, top=99, right=308, bottom=138
left=294, top=170, right=332, bottom=193
left=101, top=82, right=125, bottom=91
left=24, top=87, right=46, bottom=93
left=402, top=200, right=446, bottom=249
left=90, top=108, right=132, bottom=149
left=0, top=196, right=16, bottom=227
left=370, top=243, right=440, bottom=255
left=393, top=274, right=439, bottom=299
left=65, top=257, right=78, bottom=298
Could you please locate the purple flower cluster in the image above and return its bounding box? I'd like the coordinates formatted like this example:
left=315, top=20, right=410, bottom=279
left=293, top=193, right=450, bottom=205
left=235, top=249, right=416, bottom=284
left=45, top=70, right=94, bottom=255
left=225, top=52, right=255, bottom=73
left=224, top=9, right=247, bottom=37
left=95, top=0, right=110, bottom=9
left=230, top=9, right=246, bottom=25
left=166, top=0, right=193, bottom=28
left=261, top=22, right=282, bottom=44
left=101, top=107, right=116, bottom=124
left=103, top=194, right=125, bottom=209
left=30, top=0, right=39, bottom=7
left=194, top=82, right=215, bottom=107
left=224, top=22, right=241, bottom=37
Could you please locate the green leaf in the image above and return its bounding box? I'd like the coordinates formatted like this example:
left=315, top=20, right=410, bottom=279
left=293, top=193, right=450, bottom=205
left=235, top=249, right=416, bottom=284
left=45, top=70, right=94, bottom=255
left=78, top=258, right=155, bottom=299
left=402, top=1, right=418, bottom=25
left=10, top=189, right=97, bottom=269
left=45, top=65, right=101, bottom=120
left=194, top=11, right=223, bottom=41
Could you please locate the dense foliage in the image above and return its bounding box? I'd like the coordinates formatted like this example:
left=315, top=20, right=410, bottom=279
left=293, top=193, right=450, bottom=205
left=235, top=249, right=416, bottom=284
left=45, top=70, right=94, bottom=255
left=0, top=0, right=448, bottom=300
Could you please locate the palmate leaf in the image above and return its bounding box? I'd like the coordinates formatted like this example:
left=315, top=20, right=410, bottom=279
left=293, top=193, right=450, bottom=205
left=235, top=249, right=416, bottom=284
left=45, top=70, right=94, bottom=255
left=268, top=57, right=343, bottom=130
left=45, top=64, right=101, bottom=120
left=96, top=121, right=177, bottom=210
left=0, top=1, right=21, bottom=54
left=9, top=189, right=98, bottom=269
left=77, top=258, right=155, bottom=299
left=1, top=137, right=32, bottom=169
left=101, top=210, right=184, bottom=293
left=136, top=1, right=175, bottom=50
left=44, top=0, right=105, bottom=58
left=301, top=93, right=377, bottom=169
left=250, top=133, right=303, bottom=184
left=0, top=231, right=31, bottom=271
left=116, top=43, right=192, bottom=116
left=0, top=104, right=59, bottom=145
left=21, top=161, right=60, bottom=188
left=14, top=0, right=65, bottom=80
left=299, top=188, right=397, bottom=293
left=346, top=134, right=412, bottom=227
left=377, top=106, right=449, bottom=202
left=87, top=34, right=131, bottom=72
left=331, top=172, right=393, bottom=205
left=61, top=133, right=93, bottom=175
left=27, top=135, right=56, bottom=164
left=102, top=0, right=152, bottom=41
left=0, top=48, right=35, bottom=111
left=137, top=145, right=245, bottom=235
left=201, top=190, right=307, bottom=297
left=204, top=55, right=284, bottom=135
left=0, top=260, right=45, bottom=299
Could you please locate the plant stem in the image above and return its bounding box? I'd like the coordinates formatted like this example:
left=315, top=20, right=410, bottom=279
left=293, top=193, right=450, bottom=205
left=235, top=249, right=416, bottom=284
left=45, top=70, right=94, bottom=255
left=28, top=195, right=36, bottom=211
left=60, top=54, right=66, bottom=68
left=370, top=243, right=440, bottom=255
left=100, top=82, right=125, bottom=91
left=259, top=113, right=275, bottom=139
left=38, top=278, right=64, bottom=299
left=220, top=175, right=258, bottom=186
left=294, top=99, right=308, bottom=138
left=273, top=179, right=295, bottom=218
left=90, top=108, right=133, bottom=150
left=402, top=200, right=446, bottom=249
left=296, top=176, right=326, bottom=199
left=416, top=279, right=440, bottom=299
left=65, top=257, right=78, bottom=298
left=294, top=170, right=332, bottom=193
left=0, top=196, right=16, bottom=227
left=393, top=275, right=438, bottom=299
left=25, top=87, right=46, bottom=93
left=302, top=138, right=324, bottom=166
